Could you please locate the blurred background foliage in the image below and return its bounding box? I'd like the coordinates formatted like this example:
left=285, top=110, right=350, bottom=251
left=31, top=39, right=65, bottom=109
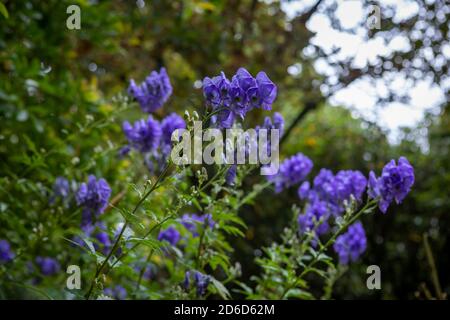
left=0, top=0, right=448, bottom=299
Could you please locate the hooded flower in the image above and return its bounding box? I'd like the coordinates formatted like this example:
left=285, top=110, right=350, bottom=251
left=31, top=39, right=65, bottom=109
left=180, top=213, right=215, bottom=236
left=35, top=257, right=60, bottom=276
left=76, top=175, right=111, bottom=219
left=0, top=240, right=14, bottom=264
left=183, top=270, right=211, bottom=296
left=123, top=116, right=162, bottom=153
left=298, top=168, right=367, bottom=216
left=268, top=153, right=313, bottom=193
left=128, top=67, right=172, bottom=113
left=203, top=68, right=277, bottom=128
left=157, top=226, right=180, bottom=246
left=368, top=157, right=414, bottom=213
left=160, top=112, right=186, bottom=146
left=104, top=285, right=127, bottom=300
left=333, top=221, right=367, bottom=265
left=297, top=200, right=330, bottom=236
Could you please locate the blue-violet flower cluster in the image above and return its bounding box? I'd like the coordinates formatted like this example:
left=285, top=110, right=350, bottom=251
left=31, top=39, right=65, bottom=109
left=368, top=157, right=414, bottom=213
left=203, top=68, right=277, bottom=128
left=128, top=67, right=172, bottom=113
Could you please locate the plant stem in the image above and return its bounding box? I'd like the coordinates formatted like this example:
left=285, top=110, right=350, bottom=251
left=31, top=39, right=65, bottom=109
left=423, top=233, right=444, bottom=299
left=279, top=199, right=377, bottom=299
left=84, top=162, right=172, bottom=300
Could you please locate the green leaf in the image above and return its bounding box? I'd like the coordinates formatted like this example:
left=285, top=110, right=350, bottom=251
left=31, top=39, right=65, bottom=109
left=0, top=3, right=8, bottom=19
left=210, top=277, right=231, bottom=300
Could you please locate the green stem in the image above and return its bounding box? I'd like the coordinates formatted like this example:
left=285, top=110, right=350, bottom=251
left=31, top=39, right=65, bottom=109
left=84, top=162, right=172, bottom=300
left=279, top=199, right=377, bottom=299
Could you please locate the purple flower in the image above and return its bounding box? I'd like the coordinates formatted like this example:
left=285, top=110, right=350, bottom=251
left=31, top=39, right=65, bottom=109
left=161, top=113, right=186, bottom=146
left=269, top=153, right=313, bottom=193
left=298, top=181, right=310, bottom=200
left=225, top=164, right=237, bottom=186
left=118, top=145, right=131, bottom=159
left=180, top=213, right=215, bottom=236
left=334, top=170, right=367, bottom=202
left=298, top=200, right=330, bottom=236
left=104, top=285, right=127, bottom=300
left=299, top=169, right=367, bottom=216
left=183, top=270, right=210, bottom=296
left=158, top=226, right=180, bottom=246
left=35, top=257, right=60, bottom=276
left=255, top=71, right=277, bottom=110
left=203, top=68, right=277, bottom=128
left=128, top=67, right=172, bottom=113
left=256, top=112, right=284, bottom=156
left=51, top=177, right=70, bottom=200
left=95, top=231, right=112, bottom=254
left=0, top=240, right=14, bottom=264
left=123, top=116, right=162, bottom=153
left=203, top=72, right=230, bottom=108
left=368, top=157, right=414, bottom=213
left=333, top=221, right=367, bottom=265
left=76, top=175, right=111, bottom=220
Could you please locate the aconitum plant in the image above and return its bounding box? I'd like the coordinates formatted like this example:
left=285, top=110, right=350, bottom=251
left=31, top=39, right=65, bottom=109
left=128, top=67, right=173, bottom=113
left=203, top=68, right=277, bottom=128
left=333, top=221, right=367, bottom=265
left=18, top=65, right=415, bottom=301
left=368, top=157, right=415, bottom=213
left=0, top=240, right=14, bottom=264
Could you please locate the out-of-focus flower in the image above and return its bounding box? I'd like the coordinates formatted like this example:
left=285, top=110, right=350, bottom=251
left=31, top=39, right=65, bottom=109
left=128, top=67, right=172, bottom=113
left=76, top=175, right=111, bottom=223
left=35, top=257, right=60, bottom=276
left=95, top=231, right=112, bottom=254
left=368, top=157, right=414, bottom=213
left=161, top=112, right=186, bottom=146
left=298, top=169, right=367, bottom=216
left=268, top=153, right=313, bottom=193
left=123, top=116, right=162, bottom=153
left=333, top=221, right=367, bottom=265
left=256, top=112, right=284, bottom=157
left=183, top=270, right=211, bottom=296
left=104, top=285, right=127, bottom=300
left=0, top=240, right=14, bottom=264
left=51, top=177, right=70, bottom=199
left=334, top=170, right=367, bottom=202
left=297, top=200, right=330, bottom=236
left=180, top=213, right=215, bottom=236
left=118, top=145, right=131, bottom=159
left=158, top=226, right=180, bottom=246
left=225, top=164, right=237, bottom=186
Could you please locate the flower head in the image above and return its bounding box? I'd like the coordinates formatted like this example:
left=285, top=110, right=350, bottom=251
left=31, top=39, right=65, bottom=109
left=297, top=200, right=330, bottom=236
left=180, top=213, right=215, bottom=236
left=183, top=270, right=211, bottom=296
left=369, top=157, right=414, bottom=213
left=52, top=177, right=70, bottom=199
left=123, top=116, right=162, bottom=153
left=35, top=257, right=60, bottom=276
left=104, top=285, right=127, bottom=300
left=203, top=68, right=277, bottom=128
left=0, top=240, right=14, bottom=264
left=225, top=164, right=237, bottom=186
left=161, top=112, right=186, bottom=146
left=76, top=175, right=111, bottom=218
left=128, top=67, right=172, bottom=113
left=333, top=221, right=367, bottom=265
left=158, top=226, right=180, bottom=246
left=269, top=153, right=313, bottom=193
left=299, top=169, right=367, bottom=216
